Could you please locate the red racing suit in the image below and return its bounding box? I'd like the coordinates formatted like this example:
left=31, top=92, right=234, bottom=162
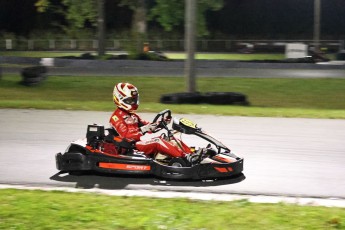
left=109, top=108, right=191, bottom=157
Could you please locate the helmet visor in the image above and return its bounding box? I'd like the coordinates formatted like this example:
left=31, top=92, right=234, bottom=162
left=123, top=96, right=138, bottom=105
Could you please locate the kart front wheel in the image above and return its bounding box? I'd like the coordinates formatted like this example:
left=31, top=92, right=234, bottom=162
left=168, top=158, right=190, bottom=167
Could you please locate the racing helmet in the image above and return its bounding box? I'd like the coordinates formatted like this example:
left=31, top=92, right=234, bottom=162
left=113, top=82, right=139, bottom=112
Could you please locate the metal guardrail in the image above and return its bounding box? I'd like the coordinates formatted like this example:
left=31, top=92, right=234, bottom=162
left=1, top=39, right=344, bottom=52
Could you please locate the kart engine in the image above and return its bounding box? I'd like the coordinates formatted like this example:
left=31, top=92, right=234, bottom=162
left=86, top=124, right=105, bottom=149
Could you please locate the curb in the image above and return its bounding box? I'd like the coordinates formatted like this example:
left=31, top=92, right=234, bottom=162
left=1, top=184, right=345, bottom=208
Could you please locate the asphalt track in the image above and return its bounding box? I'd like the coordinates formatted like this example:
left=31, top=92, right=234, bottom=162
left=39, top=66, right=345, bottom=78
left=2, top=57, right=345, bottom=78
left=3, top=65, right=345, bottom=78
left=1, top=109, right=344, bottom=200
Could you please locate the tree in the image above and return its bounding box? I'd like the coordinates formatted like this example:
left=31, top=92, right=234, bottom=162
left=62, top=0, right=97, bottom=32
left=35, top=0, right=97, bottom=37
left=34, top=0, right=224, bottom=57
left=36, top=0, right=146, bottom=54
left=150, top=0, right=224, bottom=37
left=120, top=0, right=148, bottom=54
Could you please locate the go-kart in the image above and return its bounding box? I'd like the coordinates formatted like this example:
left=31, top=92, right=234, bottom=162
left=56, top=109, right=244, bottom=180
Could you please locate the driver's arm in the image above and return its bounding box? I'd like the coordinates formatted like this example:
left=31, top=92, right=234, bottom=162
left=136, top=114, right=158, bottom=134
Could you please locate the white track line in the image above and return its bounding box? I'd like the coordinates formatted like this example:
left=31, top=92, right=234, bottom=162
left=1, top=184, right=345, bottom=208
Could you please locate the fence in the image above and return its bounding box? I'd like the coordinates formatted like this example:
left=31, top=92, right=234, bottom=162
left=1, top=39, right=344, bottom=53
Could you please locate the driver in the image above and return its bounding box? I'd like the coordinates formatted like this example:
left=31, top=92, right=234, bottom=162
left=109, top=82, right=196, bottom=161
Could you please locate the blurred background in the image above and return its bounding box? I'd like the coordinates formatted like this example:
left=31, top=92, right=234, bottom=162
left=0, top=0, right=344, bottom=54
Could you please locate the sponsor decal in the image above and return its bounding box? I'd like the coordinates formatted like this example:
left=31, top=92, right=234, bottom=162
left=120, top=127, right=127, bottom=133
left=180, top=118, right=197, bottom=129
left=125, top=164, right=149, bottom=170
left=214, top=155, right=235, bottom=163
left=143, top=138, right=161, bottom=144
left=214, top=167, right=233, bottom=173
left=99, top=162, right=151, bottom=171
left=112, top=115, right=119, bottom=122
left=125, top=115, right=139, bottom=124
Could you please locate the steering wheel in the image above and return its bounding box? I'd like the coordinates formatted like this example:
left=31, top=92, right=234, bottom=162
left=152, top=109, right=172, bottom=132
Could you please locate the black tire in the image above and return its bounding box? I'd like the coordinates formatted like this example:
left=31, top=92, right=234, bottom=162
left=21, top=66, right=47, bottom=78
left=20, top=76, right=47, bottom=86
left=168, top=158, right=191, bottom=167
left=63, top=152, right=85, bottom=162
left=336, top=50, right=345, bottom=60
left=57, top=152, right=88, bottom=172
left=21, top=66, right=47, bottom=86
left=160, top=92, right=202, bottom=104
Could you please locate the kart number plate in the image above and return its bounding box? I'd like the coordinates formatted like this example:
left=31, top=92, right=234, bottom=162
left=89, top=127, right=98, bottom=132
left=180, top=118, right=197, bottom=129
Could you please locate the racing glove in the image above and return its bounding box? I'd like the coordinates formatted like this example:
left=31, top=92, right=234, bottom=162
left=140, top=123, right=157, bottom=134
left=164, top=115, right=172, bottom=124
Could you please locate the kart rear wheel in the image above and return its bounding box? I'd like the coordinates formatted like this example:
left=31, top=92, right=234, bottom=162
left=168, top=158, right=190, bottom=167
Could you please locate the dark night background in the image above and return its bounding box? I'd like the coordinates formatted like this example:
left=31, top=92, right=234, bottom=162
left=0, top=0, right=344, bottom=39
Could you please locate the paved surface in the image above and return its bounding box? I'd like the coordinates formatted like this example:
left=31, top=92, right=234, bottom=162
left=31, top=67, right=345, bottom=78
left=2, top=57, right=345, bottom=78
left=1, top=109, right=344, bottom=199
left=3, top=65, right=345, bottom=78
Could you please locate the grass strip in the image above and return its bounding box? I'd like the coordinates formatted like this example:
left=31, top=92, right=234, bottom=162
left=0, top=51, right=285, bottom=60
left=1, top=100, right=344, bottom=119
left=0, top=189, right=344, bottom=230
left=1, top=75, right=345, bottom=119
left=0, top=51, right=337, bottom=61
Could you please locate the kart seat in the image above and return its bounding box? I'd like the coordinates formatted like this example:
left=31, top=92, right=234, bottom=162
left=111, top=136, right=136, bottom=150
left=104, top=128, right=135, bottom=154
left=106, top=127, right=119, bottom=137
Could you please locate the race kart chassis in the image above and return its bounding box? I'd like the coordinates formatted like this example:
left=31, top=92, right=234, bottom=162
left=56, top=146, right=243, bottom=180
left=56, top=110, right=244, bottom=180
